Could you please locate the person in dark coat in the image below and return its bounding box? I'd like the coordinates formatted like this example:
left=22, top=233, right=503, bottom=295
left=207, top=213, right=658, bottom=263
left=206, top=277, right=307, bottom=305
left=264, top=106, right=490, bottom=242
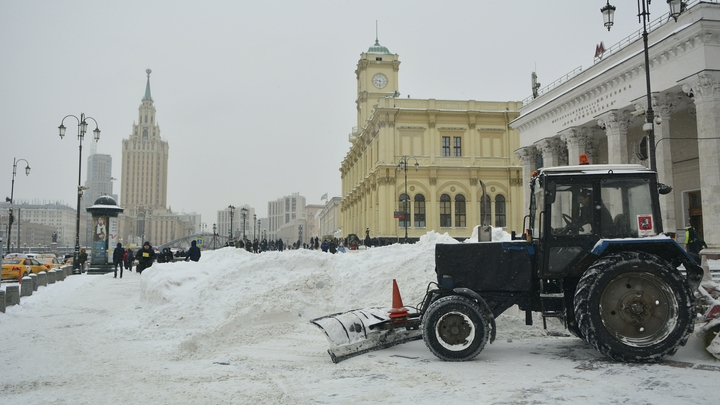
left=78, top=248, right=88, bottom=273
left=157, top=247, right=172, bottom=263
left=124, top=248, right=134, bottom=272
left=113, top=243, right=125, bottom=278
left=185, top=240, right=201, bottom=262
left=686, top=225, right=708, bottom=256
left=136, top=241, right=156, bottom=274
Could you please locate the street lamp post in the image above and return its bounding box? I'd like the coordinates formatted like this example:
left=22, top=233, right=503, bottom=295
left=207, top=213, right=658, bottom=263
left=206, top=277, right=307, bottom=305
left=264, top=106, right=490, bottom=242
left=228, top=205, right=235, bottom=243
left=59, top=113, right=100, bottom=273
left=6, top=158, right=31, bottom=254
left=253, top=214, right=257, bottom=240
left=241, top=207, right=248, bottom=241
left=212, top=223, right=217, bottom=250
left=396, top=156, right=419, bottom=244
left=601, top=0, right=684, bottom=232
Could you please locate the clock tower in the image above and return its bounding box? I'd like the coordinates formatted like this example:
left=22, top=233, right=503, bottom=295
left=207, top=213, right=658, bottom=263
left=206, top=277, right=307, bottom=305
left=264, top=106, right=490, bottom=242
left=355, top=37, right=400, bottom=127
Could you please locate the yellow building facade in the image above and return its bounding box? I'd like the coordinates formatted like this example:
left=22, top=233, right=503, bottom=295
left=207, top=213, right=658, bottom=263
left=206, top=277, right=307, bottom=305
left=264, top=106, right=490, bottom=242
left=340, top=40, right=525, bottom=242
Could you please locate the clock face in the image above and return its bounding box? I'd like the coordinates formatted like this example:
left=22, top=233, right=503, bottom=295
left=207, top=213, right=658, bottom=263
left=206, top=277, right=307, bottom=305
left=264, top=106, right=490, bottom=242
left=372, top=73, right=388, bottom=89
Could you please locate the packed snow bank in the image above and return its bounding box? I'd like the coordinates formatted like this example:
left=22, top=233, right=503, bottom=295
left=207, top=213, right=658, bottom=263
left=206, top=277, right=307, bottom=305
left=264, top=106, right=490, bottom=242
left=128, top=231, right=551, bottom=361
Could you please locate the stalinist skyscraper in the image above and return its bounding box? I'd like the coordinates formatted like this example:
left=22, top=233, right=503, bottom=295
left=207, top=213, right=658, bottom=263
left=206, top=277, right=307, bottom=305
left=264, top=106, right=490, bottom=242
left=121, top=69, right=169, bottom=210
left=119, top=69, right=191, bottom=246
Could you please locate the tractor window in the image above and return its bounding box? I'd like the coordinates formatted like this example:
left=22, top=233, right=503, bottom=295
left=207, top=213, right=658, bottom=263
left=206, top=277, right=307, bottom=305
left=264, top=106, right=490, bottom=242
left=600, top=178, right=655, bottom=238
left=530, top=186, right=544, bottom=238
left=550, top=183, right=593, bottom=236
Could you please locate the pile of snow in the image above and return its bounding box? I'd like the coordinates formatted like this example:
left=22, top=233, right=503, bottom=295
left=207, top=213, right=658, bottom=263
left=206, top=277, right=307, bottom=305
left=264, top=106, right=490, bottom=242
left=119, top=230, right=549, bottom=361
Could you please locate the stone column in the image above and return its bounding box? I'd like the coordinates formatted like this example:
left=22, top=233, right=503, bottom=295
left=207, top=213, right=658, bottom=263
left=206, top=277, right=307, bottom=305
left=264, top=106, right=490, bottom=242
left=376, top=175, right=389, bottom=238
left=654, top=94, right=677, bottom=234
left=469, top=177, right=480, bottom=229
left=560, top=127, right=591, bottom=165
left=428, top=167, right=439, bottom=235
left=585, top=129, right=600, bottom=164
left=597, top=110, right=632, bottom=164
left=514, top=146, right=539, bottom=216
left=683, top=72, right=720, bottom=254
left=534, top=137, right=565, bottom=168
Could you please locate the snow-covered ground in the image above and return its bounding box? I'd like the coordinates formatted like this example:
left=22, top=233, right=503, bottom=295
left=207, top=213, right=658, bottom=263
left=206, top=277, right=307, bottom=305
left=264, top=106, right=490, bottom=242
left=1, top=232, right=719, bottom=404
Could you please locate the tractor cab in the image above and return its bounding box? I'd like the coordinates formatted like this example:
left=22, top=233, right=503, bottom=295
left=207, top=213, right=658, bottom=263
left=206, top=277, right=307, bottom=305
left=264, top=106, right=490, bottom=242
left=529, top=164, right=662, bottom=279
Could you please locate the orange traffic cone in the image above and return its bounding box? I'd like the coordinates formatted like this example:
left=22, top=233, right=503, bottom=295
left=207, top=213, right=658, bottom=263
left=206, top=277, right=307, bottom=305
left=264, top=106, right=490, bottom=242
left=388, top=279, right=409, bottom=320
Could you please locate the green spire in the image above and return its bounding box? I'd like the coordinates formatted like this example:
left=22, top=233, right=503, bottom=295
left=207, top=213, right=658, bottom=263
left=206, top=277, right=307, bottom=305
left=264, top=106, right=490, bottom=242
left=368, top=22, right=390, bottom=54
left=143, top=68, right=153, bottom=101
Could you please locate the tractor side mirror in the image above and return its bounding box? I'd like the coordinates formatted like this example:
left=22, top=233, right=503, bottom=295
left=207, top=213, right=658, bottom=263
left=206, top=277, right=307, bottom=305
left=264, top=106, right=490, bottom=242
left=658, top=183, right=673, bottom=195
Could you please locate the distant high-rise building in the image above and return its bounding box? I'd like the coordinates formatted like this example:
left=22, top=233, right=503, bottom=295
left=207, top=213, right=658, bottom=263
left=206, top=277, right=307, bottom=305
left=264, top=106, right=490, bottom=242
left=120, top=69, right=169, bottom=211
left=118, top=69, right=194, bottom=247
left=268, top=193, right=306, bottom=243
left=84, top=153, right=115, bottom=207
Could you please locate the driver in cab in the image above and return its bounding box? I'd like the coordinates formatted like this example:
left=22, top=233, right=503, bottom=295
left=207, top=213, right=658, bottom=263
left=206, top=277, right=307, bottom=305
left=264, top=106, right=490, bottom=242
left=577, top=189, right=594, bottom=234
left=554, top=188, right=612, bottom=236
left=576, top=188, right=613, bottom=235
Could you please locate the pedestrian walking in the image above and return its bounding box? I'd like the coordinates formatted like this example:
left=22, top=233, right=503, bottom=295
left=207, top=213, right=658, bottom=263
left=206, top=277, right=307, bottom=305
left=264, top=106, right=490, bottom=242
left=78, top=248, right=88, bottom=273
left=113, top=243, right=125, bottom=278
left=124, top=247, right=134, bottom=272
left=686, top=224, right=708, bottom=256
left=136, top=241, right=156, bottom=274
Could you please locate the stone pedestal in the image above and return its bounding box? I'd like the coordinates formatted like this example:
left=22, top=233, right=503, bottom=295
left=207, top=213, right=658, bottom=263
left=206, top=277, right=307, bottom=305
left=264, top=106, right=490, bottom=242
left=20, top=277, right=33, bottom=297
left=37, top=272, right=47, bottom=287
left=29, top=273, right=38, bottom=291
left=5, top=285, right=19, bottom=306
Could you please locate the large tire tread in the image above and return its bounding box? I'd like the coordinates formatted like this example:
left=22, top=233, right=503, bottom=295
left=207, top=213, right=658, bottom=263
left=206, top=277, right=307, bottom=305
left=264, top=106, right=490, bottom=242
left=574, top=251, right=694, bottom=363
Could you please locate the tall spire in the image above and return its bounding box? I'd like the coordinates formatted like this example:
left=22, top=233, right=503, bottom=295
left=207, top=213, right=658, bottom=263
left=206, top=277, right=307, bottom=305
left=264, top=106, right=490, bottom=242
left=143, top=68, right=153, bottom=102
left=368, top=21, right=390, bottom=54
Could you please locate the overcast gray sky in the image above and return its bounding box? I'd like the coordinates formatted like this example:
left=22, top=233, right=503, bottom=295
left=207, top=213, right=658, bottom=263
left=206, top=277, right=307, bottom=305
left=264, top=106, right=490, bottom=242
left=0, top=0, right=647, bottom=222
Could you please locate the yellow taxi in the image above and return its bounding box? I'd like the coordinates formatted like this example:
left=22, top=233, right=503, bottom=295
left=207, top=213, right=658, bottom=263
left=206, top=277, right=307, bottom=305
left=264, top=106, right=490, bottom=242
left=36, top=256, right=64, bottom=271
left=1, top=257, right=48, bottom=281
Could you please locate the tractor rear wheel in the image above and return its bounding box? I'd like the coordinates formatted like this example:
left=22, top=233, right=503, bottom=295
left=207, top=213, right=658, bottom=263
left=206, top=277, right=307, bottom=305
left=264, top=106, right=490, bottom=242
left=574, top=251, right=694, bottom=362
left=422, top=295, right=489, bottom=361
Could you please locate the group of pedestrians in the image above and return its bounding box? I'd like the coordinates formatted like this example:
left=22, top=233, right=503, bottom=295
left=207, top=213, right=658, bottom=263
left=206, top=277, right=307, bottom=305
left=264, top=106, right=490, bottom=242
left=231, top=238, right=284, bottom=253
left=111, top=240, right=201, bottom=279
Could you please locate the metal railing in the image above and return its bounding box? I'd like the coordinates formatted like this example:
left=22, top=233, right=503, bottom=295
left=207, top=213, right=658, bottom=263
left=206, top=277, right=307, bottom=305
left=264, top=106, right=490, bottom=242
left=522, top=66, right=583, bottom=106
left=522, top=0, right=714, bottom=106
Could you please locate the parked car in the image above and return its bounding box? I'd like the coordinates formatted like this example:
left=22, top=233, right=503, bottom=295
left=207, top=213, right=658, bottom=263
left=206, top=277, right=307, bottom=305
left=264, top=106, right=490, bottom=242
left=1, top=256, right=47, bottom=281
left=36, top=256, right=64, bottom=271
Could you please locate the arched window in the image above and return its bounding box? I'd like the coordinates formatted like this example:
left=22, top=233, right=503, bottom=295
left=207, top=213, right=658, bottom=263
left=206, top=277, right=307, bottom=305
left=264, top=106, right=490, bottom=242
left=440, top=194, right=451, bottom=227
left=142, top=129, right=148, bottom=139
left=455, top=194, right=466, bottom=227
left=399, top=193, right=410, bottom=228
left=481, top=194, right=491, bottom=225
left=414, top=194, right=426, bottom=228
left=495, top=195, right=506, bottom=227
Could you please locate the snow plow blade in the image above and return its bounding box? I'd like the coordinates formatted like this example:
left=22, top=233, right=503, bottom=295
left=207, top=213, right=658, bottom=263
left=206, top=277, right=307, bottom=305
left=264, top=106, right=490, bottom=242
left=311, top=308, right=422, bottom=363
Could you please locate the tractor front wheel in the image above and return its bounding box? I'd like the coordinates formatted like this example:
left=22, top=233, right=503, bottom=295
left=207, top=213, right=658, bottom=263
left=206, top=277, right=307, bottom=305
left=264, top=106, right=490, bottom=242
left=421, top=295, right=489, bottom=361
left=574, top=251, right=694, bottom=362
